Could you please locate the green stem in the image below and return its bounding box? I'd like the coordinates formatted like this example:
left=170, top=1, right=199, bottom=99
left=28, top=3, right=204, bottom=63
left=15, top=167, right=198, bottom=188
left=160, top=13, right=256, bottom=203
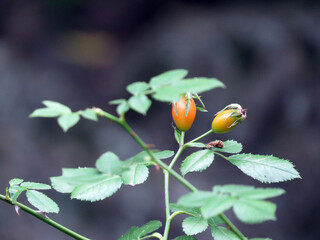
left=0, top=194, right=90, bottom=240
left=185, top=129, right=213, bottom=146
left=163, top=131, right=185, bottom=240
left=98, top=110, right=247, bottom=240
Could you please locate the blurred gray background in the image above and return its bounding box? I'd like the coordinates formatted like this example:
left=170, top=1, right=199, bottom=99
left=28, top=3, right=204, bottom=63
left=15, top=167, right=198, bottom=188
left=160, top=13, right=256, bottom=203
left=0, top=0, right=319, bottom=239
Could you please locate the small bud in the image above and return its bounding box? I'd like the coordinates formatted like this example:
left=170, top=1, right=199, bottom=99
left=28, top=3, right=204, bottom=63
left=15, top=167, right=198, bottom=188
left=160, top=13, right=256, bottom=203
left=211, top=104, right=247, bottom=134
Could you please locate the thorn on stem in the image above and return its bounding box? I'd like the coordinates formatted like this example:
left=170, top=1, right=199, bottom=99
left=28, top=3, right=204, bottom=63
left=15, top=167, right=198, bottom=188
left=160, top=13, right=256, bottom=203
left=14, top=205, right=20, bottom=216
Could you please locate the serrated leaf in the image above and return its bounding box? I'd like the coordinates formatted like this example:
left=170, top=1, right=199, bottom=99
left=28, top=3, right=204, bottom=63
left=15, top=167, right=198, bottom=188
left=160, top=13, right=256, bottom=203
left=208, top=215, right=225, bottom=226
left=211, top=226, right=241, bottom=240
left=9, top=178, right=24, bottom=186
left=118, top=226, right=140, bottom=240
left=71, top=175, right=122, bottom=201
left=177, top=191, right=215, bottom=207
left=42, top=100, right=71, bottom=114
left=213, top=140, right=242, bottom=154
left=181, top=150, right=214, bottom=175
left=172, top=78, right=225, bottom=94
left=233, top=199, right=276, bottom=224
left=57, top=113, right=80, bottom=132
left=81, top=109, right=98, bottom=121
left=95, top=152, right=123, bottom=175
left=26, top=190, right=59, bottom=213
left=169, top=203, right=201, bottom=217
left=127, top=82, right=149, bottom=95
left=187, top=142, right=206, bottom=148
left=118, top=221, right=162, bottom=240
left=228, top=154, right=301, bottom=183
left=150, top=69, right=188, bottom=89
left=213, top=185, right=254, bottom=196
left=153, top=150, right=174, bottom=159
left=20, top=182, right=51, bottom=190
left=136, top=220, right=162, bottom=237
left=152, top=87, right=181, bottom=102
left=128, top=95, right=152, bottom=115
left=174, top=236, right=198, bottom=240
left=201, top=195, right=235, bottom=219
left=51, top=168, right=105, bottom=193
left=30, top=108, right=64, bottom=118
left=182, top=216, right=208, bottom=236
left=121, top=164, right=149, bottom=186
left=117, top=102, right=130, bottom=116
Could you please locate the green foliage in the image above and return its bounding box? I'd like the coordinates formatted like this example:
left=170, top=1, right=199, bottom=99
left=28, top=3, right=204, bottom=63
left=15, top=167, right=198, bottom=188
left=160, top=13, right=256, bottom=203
left=121, top=164, right=149, bottom=186
left=181, top=150, right=214, bottom=175
left=26, top=190, right=59, bottom=213
left=127, top=82, right=149, bottom=95
left=128, top=95, right=152, bottom=115
left=150, top=69, right=188, bottom=89
left=182, top=216, right=208, bottom=236
left=8, top=179, right=59, bottom=213
left=118, top=220, right=162, bottom=240
left=212, top=140, right=242, bottom=154
left=211, top=226, right=240, bottom=240
left=57, top=113, right=81, bottom=132
left=174, top=236, right=198, bottom=240
left=80, top=109, right=98, bottom=121
left=228, top=154, right=301, bottom=183
left=178, top=185, right=284, bottom=223
left=95, top=152, right=123, bottom=175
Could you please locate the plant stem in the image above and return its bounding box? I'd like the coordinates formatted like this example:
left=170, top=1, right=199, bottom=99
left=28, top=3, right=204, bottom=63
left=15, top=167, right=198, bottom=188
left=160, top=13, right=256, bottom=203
left=98, top=110, right=247, bottom=240
left=163, top=131, right=185, bottom=240
left=0, top=194, right=90, bottom=240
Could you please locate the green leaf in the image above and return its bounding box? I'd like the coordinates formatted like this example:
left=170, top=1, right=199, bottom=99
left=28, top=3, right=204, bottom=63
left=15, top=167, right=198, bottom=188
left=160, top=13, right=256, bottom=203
left=51, top=168, right=106, bottom=193
left=30, top=108, right=64, bottom=118
left=181, top=150, right=214, bottom=175
left=118, top=220, right=162, bottom=240
left=228, top=154, right=301, bottom=183
left=211, top=226, right=241, bottom=240
left=208, top=215, right=225, bottom=226
left=127, top=82, right=149, bottom=95
left=182, top=216, right=208, bottom=236
left=152, top=87, right=181, bottom=102
left=174, top=236, right=198, bottom=240
left=81, top=109, right=98, bottom=121
left=213, top=140, right=242, bottom=154
left=177, top=191, right=215, bottom=207
left=9, top=186, right=27, bottom=203
left=26, top=190, right=59, bottom=213
left=42, top=100, right=72, bottom=114
left=121, top=164, right=149, bottom=186
left=150, top=69, right=188, bottom=89
left=173, top=124, right=181, bottom=144
left=196, top=107, right=208, bottom=112
left=236, top=188, right=285, bottom=200
left=57, top=113, right=80, bottom=132
left=117, top=102, right=130, bottom=116
left=169, top=203, right=201, bottom=217
left=128, top=95, right=152, bottom=115
left=20, top=182, right=51, bottom=190
left=71, top=175, right=122, bottom=201
left=173, top=78, right=225, bottom=94
left=233, top=199, right=276, bottom=224
left=153, top=150, right=174, bottom=159
left=186, top=142, right=206, bottom=148
left=109, top=99, right=126, bottom=105
left=136, top=220, right=162, bottom=237
left=9, top=178, right=24, bottom=186
left=201, top=195, right=235, bottom=219
left=95, top=152, right=123, bottom=175
left=118, top=226, right=139, bottom=240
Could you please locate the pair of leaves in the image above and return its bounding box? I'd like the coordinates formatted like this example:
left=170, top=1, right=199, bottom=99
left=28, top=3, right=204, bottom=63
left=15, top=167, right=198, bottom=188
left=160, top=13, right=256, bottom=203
left=181, top=140, right=243, bottom=176
left=118, top=220, right=162, bottom=240
left=30, top=100, right=97, bottom=132
left=51, top=150, right=173, bottom=201
left=177, top=184, right=285, bottom=224
left=8, top=178, right=59, bottom=214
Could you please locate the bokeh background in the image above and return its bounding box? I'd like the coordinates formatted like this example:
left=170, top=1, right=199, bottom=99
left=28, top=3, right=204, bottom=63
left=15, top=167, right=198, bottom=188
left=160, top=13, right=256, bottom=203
left=0, top=0, right=319, bottom=239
